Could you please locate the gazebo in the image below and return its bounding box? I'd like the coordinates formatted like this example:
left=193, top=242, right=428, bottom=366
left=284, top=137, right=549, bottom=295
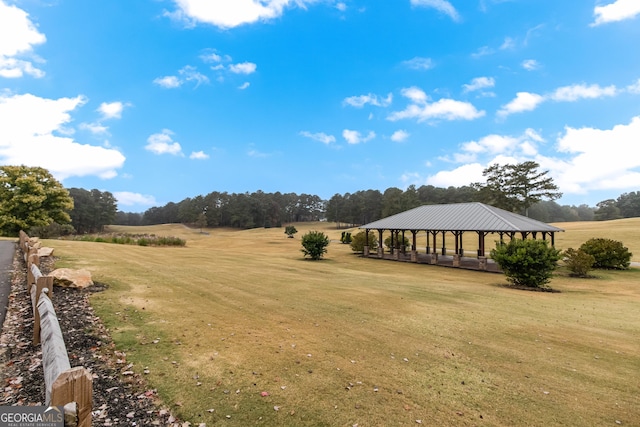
left=360, top=202, right=564, bottom=271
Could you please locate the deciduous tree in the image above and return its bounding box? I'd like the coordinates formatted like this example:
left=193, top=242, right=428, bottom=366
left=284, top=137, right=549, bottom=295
left=0, top=165, right=74, bottom=236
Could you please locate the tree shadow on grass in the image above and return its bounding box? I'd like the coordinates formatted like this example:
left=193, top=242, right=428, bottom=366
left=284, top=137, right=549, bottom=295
left=494, top=283, right=562, bottom=293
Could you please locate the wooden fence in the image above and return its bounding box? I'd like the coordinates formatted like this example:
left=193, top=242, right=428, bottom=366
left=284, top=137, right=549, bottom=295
left=18, top=231, right=92, bottom=427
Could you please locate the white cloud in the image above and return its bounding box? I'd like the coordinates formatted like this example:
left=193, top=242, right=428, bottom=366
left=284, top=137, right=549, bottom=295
left=434, top=117, right=640, bottom=196
left=229, top=62, right=257, bottom=74
left=238, top=82, right=251, bottom=90
left=461, top=134, right=519, bottom=155
left=299, top=131, right=336, bottom=144
left=391, top=130, right=410, bottom=142
left=410, top=0, right=460, bottom=21
left=190, top=150, right=209, bottom=159
left=463, top=76, right=495, bottom=93
left=113, top=191, right=158, bottom=207
left=343, top=93, right=392, bottom=108
left=145, top=129, right=183, bottom=156
left=521, top=59, right=540, bottom=71
left=445, top=128, right=543, bottom=165
left=98, top=101, right=127, bottom=120
left=0, top=1, right=46, bottom=78
left=0, top=93, right=125, bottom=180
left=247, top=145, right=270, bottom=158
left=592, top=0, right=640, bottom=26
left=401, top=86, right=429, bottom=104
left=471, top=46, right=494, bottom=58
left=154, top=75, right=182, bottom=88
left=168, top=0, right=314, bottom=29
left=497, top=92, right=545, bottom=117
left=550, top=83, right=617, bottom=102
left=500, top=37, right=515, bottom=50
left=154, top=66, right=209, bottom=88
left=500, top=82, right=621, bottom=118
left=200, top=50, right=231, bottom=63
left=553, top=116, right=640, bottom=193
left=389, top=88, right=485, bottom=122
left=628, top=78, right=640, bottom=94
left=79, top=122, right=109, bottom=135
left=336, top=2, right=347, bottom=12
left=180, top=65, right=209, bottom=85
left=427, top=163, right=486, bottom=187
left=342, top=129, right=376, bottom=144
left=402, top=57, right=434, bottom=70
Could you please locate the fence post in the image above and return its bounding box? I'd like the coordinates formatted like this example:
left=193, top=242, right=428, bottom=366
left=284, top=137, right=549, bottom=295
left=51, top=367, right=93, bottom=427
left=31, top=276, right=53, bottom=345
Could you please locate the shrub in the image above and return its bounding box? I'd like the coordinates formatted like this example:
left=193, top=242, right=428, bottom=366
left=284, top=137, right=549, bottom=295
left=340, top=232, right=352, bottom=244
left=490, top=239, right=561, bottom=288
left=563, top=248, right=595, bottom=277
left=284, top=225, right=298, bottom=238
left=579, top=238, right=632, bottom=270
left=350, top=231, right=378, bottom=253
left=300, top=231, right=330, bottom=260
left=29, top=222, right=75, bottom=238
left=384, top=235, right=410, bottom=251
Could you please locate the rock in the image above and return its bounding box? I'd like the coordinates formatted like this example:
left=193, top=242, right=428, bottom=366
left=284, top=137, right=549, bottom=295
left=38, top=247, right=54, bottom=257
left=49, top=268, right=94, bottom=289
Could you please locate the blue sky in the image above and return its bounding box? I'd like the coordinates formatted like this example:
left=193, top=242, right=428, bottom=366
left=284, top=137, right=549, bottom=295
left=1, top=0, right=640, bottom=212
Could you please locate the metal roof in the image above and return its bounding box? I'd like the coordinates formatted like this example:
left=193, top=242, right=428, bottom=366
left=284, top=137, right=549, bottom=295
left=361, top=202, right=564, bottom=233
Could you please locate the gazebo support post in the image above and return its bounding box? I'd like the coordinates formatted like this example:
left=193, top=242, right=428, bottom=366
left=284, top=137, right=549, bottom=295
left=477, top=231, right=487, bottom=271
left=364, top=229, right=370, bottom=257
left=441, top=231, right=447, bottom=255
left=411, top=230, right=417, bottom=262
left=394, top=230, right=400, bottom=260
left=453, top=231, right=461, bottom=267
left=431, top=231, right=438, bottom=264
left=401, top=230, right=406, bottom=255
left=377, top=229, right=384, bottom=258
left=425, top=230, right=430, bottom=254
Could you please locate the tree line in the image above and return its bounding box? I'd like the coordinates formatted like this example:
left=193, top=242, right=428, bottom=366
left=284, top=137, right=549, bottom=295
left=1, top=165, right=639, bottom=238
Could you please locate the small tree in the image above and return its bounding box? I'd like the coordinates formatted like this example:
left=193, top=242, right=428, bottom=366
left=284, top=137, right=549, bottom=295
left=563, top=248, right=595, bottom=277
left=490, top=239, right=561, bottom=288
left=350, top=231, right=378, bottom=253
left=284, top=225, right=298, bottom=238
left=300, top=231, right=329, bottom=260
left=579, top=238, right=632, bottom=270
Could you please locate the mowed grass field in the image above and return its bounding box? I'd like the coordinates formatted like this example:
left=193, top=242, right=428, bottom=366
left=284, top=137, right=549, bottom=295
left=45, top=219, right=640, bottom=426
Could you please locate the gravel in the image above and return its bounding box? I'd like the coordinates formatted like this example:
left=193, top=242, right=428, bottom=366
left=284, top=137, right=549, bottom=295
left=0, top=249, right=187, bottom=426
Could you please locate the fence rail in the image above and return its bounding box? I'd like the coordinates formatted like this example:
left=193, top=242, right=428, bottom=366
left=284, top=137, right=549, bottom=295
left=18, top=231, right=92, bottom=427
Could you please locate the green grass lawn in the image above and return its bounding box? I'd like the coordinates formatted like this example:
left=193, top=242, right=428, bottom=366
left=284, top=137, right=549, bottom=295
left=46, top=221, right=640, bottom=426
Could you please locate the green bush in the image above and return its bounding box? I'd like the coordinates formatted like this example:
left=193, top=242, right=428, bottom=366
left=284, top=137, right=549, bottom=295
left=490, top=239, right=561, bottom=288
left=350, top=231, right=378, bottom=253
left=384, top=235, right=410, bottom=251
left=29, top=222, right=76, bottom=239
left=579, top=238, right=632, bottom=270
left=284, top=225, right=298, bottom=238
left=340, top=231, right=352, bottom=244
left=563, top=248, right=595, bottom=277
left=300, top=231, right=330, bottom=260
